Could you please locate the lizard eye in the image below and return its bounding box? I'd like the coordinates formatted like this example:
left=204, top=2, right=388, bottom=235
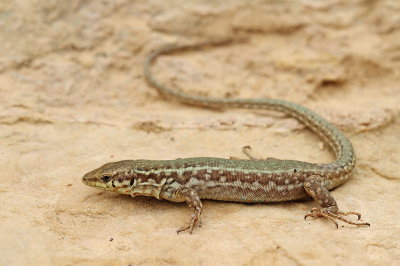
left=130, top=178, right=136, bottom=187
left=101, top=175, right=111, bottom=183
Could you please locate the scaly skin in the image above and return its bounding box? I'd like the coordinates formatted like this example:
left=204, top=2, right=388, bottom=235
left=82, top=40, right=369, bottom=233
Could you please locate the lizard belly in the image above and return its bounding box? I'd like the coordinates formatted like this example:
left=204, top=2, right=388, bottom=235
left=193, top=180, right=308, bottom=203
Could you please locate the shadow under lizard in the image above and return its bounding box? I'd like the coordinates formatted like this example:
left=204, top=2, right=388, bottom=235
left=82, top=40, right=370, bottom=233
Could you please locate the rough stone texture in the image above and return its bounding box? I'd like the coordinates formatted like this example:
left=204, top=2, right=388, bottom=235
left=1, top=0, right=399, bottom=265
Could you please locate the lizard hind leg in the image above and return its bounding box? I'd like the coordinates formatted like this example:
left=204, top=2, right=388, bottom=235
left=241, top=145, right=258, bottom=160
left=229, top=145, right=276, bottom=160
left=175, top=187, right=203, bottom=234
left=303, top=175, right=370, bottom=228
left=241, top=145, right=279, bottom=161
left=230, top=145, right=256, bottom=160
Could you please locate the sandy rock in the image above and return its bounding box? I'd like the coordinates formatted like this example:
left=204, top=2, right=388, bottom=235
left=1, top=0, right=399, bottom=265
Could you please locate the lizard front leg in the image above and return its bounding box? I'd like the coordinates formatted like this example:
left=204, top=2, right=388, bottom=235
left=303, top=175, right=370, bottom=228
left=175, top=187, right=203, bottom=234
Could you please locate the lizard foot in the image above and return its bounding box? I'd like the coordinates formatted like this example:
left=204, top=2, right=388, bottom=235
left=176, top=211, right=202, bottom=234
left=304, top=208, right=370, bottom=228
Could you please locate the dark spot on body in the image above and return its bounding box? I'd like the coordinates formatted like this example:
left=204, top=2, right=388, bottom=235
left=148, top=173, right=157, bottom=180
left=158, top=172, right=166, bottom=179
left=211, top=170, right=221, bottom=179
left=130, top=178, right=135, bottom=187
left=183, top=171, right=193, bottom=179
left=112, top=180, right=116, bottom=188
left=136, top=173, right=147, bottom=180
left=182, top=163, right=191, bottom=168
left=294, top=169, right=297, bottom=173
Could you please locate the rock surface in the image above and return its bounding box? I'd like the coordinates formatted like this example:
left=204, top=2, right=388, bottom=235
left=1, top=0, right=399, bottom=265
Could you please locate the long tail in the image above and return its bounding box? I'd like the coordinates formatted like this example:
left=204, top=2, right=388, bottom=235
left=143, top=40, right=355, bottom=172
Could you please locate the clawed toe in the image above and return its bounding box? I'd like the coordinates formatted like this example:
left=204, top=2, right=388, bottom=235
left=305, top=208, right=370, bottom=228
left=305, top=208, right=339, bottom=228
left=176, top=224, right=191, bottom=234
left=177, top=221, right=195, bottom=234
left=177, top=213, right=201, bottom=234
left=338, top=211, right=362, bottom=220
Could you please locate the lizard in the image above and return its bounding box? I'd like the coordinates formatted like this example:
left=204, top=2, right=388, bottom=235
left=82, top=40, right=370, bottom=233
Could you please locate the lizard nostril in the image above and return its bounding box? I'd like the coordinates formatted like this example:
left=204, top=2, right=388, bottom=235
left=82, top=174, right=88, bottom=184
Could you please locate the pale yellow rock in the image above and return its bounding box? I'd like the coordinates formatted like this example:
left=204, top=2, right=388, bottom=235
left=0, top=1, right=399, bottom=265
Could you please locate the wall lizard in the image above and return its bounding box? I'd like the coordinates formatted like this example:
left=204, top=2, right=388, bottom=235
left=82, top=40, right=370, bottom=233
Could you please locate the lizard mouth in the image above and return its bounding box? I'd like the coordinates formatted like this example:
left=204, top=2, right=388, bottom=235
left=82, top=179, right=109, bottom=190
left=81, top=173, right=91, bottom=185
left=81, top=178, right=94, bottom=187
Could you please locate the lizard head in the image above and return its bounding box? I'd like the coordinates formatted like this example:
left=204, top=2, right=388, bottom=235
left=82, top=160, right=138, bottom=194
left=82, top=160, right=167, bottom=199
